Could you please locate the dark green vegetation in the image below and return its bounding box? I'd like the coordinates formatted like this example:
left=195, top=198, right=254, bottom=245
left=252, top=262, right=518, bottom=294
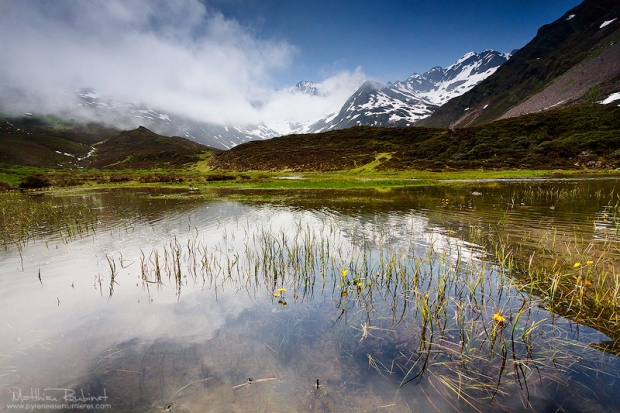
left=1, top=104, right=619, bottom=189
left=211, top=105, right=620, bottom=172
left=421, top=0, right=620, bottom=128
left=0, top=115, right=219, bottom=187
left=89, top=126, right=215, bottom=169
left=0, top=115, right=115, bottom=167
left=0, top=115, right=216, bottom=169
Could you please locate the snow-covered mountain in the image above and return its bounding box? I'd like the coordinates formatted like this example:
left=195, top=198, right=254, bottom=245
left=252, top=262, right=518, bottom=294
left=286, top=80, right=323, bottom=96
left=72, top=81, right=328, bottom=149
left=307, top=50, right=511, bottom=132
left=71, top=52, right=509, bottom=149
left=74, top=88, right=286, bottom=149
left=401, top=50, right=511, bottom=106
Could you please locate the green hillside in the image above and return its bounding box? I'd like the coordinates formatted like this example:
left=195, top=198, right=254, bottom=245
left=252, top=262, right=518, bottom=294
left=0, top=115, right=116, bottom=167
left=0, top=116, right=215, bottom=170
left=88, top=126, right=214, bottom=169
left=0, top=116, right=219, bottom=187
left=2, top=105, right=619, bottom=189
left=210, top=105, right=620, bottom=172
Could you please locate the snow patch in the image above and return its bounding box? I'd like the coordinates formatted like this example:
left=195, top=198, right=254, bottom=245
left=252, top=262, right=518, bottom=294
left=600, top=18, right=617, bottom=28
left=77, top=90, right=100, bottom=99
left=77, top=147, right=96, bottom=161
left=566, top=14, right=575, bottom=21
left=55, top=150, right=74, bottom=157
left=541, top=100, right=565, bottom=111
left=599, top=92, right=620, bottom=105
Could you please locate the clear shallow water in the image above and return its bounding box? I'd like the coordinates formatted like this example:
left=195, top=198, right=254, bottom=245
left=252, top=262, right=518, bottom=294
left=1, top=182, right=620, bottom=412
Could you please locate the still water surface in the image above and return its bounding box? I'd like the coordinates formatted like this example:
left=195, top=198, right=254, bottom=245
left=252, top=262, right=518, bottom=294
left=1, top=180, right=620, bottom=412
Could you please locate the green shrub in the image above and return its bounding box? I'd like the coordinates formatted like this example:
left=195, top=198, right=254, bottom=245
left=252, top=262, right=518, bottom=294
left=19, top=174, right=51, bottom=189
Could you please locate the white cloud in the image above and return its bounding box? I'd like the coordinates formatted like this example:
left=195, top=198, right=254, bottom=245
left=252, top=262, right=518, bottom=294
left=259, top=68, right=367, bottom=123
left=0, top=0, right=364, bottom=126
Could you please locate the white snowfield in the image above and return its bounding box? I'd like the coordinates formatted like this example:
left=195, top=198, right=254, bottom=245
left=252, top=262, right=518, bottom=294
left=600, top=18, right=617, bottom=28
left=600, top=92, right=620, bottom=105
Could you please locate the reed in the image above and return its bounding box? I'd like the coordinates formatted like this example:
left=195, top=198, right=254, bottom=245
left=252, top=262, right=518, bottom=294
left=129, top=208, right=619, bottom=410
left=0, top=192, right=100, bottom=251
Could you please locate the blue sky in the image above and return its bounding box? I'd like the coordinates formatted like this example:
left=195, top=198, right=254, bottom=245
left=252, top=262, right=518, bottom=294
left=210, top=0, right=583, bottom=86
left=0, top=0, right=583, bottom=125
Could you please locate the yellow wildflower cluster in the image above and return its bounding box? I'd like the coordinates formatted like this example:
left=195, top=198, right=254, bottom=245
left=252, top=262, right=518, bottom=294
left=574, top=261, right=595, bottom=269
left=273, top=287, right=288, bottom=305
left=493, top=312, right=506, bottom=324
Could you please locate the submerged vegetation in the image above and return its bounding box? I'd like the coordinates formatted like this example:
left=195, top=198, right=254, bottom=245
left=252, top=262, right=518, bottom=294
left=125, top=206, right=620, bottom=410
left=0, top=191, right=100, bottom=252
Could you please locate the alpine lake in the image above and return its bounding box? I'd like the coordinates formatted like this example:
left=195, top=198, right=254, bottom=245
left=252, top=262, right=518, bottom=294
left=2, top=178, right=620, bottom=412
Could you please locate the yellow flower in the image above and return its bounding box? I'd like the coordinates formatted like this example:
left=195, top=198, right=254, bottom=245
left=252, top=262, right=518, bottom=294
left=273, top=293, right=280, bottom=298
left=277, top=288, right=287, bottom=293
left=341, top=269, right=348, bottom=277
left=493, top=313, right=506, bottom=324
left=586, top=260, right=594, bottom=265
left=573, top=262, right=581, bottom=268
left=584, top=279, right=592, bottom=286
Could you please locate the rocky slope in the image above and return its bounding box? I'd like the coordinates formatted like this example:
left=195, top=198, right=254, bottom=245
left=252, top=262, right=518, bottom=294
left=420, top=0, right=620, bottom=128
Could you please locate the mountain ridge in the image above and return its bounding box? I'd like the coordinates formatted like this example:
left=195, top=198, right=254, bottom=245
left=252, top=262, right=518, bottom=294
left=306, top=50, right=510, bottom=132
left=419, top=0, right=620, bottom=128
left=8, top=50, right=509, bottom=150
